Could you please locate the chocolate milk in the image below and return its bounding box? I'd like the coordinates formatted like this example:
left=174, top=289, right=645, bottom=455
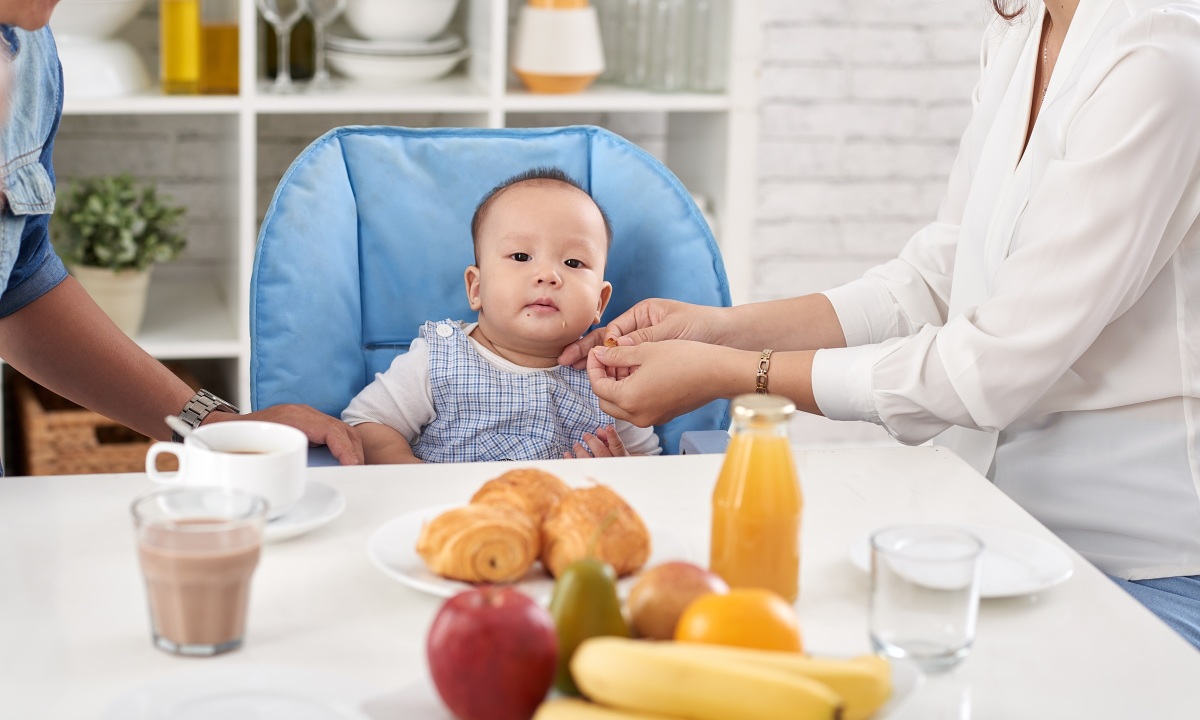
left=137, top=522, right=261, bottom=649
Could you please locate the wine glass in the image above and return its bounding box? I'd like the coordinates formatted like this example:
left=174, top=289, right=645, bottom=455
left=256, top=0, right=305, bottom=93
left=299, top=0, right=349, bottom=91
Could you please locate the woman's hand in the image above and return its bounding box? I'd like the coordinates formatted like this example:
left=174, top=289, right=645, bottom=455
left=559, top=299, right=732, bottom=370
left=206, top=404, right=365, bottom=465
left=585, top=340, right=743, bottom=427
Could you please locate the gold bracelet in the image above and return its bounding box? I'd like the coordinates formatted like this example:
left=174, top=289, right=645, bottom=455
left=755, top=349, right=773, bottom=395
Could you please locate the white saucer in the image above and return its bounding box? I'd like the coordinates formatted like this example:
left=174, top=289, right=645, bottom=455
left=265, top=480, right=345, bottom=543
left=103, top=663, right=382, bottom=720
left=848, top=524, right=1074, bottom=599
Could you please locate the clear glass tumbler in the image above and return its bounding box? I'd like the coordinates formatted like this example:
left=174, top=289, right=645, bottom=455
left=132, top=488, right=268, bottom=657
left=869, top=525, right=983, bottom=672
left=619, top=0, right=650, bottom=87
left=687, top=0, right=728, bottom=92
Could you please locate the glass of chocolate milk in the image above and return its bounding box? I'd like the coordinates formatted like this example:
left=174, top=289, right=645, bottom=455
left=131, top=488, right=268, bottom=656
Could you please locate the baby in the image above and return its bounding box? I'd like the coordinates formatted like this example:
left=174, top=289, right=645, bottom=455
left=342, top=167, right=661, bottom=464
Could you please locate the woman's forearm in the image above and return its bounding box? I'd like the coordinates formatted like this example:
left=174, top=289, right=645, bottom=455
left=0, top=277, right=194, bottom=441
left=719, top=294, right=847, bottom=353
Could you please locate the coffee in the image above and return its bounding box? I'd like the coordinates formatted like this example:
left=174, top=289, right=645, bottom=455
left=222, top=449, right=268, bottom=455
left=136, top=520, right=261, bottom=653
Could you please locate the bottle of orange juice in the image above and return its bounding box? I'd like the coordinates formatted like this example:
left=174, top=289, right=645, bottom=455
left=710, top=394, right=802, bottom=602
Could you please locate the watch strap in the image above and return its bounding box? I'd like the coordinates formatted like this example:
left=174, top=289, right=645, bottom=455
left=173, top=389, right=240, bottom=442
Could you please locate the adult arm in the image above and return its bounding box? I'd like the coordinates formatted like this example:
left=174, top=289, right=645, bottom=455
left=0, top=277, right=365, bottom=463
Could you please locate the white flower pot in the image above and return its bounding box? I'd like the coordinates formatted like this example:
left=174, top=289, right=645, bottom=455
left=70, top=264, right=152, bottom=337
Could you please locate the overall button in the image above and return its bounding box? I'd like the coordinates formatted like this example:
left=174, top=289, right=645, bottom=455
left=436, top=323, right=454, bottom=338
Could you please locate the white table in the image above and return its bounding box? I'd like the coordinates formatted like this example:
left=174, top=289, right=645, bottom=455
left=3, top=447, right=1199, bottom=718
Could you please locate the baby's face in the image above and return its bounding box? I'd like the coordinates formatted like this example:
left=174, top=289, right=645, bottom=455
left=466, top=181, right=612, bottom=356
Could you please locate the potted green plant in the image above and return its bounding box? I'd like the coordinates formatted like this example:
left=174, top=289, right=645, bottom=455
left=51, top=174, right=187, bottom=337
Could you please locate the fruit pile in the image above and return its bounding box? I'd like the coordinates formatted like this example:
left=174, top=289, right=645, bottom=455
left=425, top=558, right=892, bottom=720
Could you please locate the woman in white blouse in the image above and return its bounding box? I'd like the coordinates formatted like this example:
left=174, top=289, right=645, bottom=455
left=561, top=0, right=1200, bottom=649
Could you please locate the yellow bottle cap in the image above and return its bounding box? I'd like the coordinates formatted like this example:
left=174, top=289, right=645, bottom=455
left=731, top=393, right=796, bottom=423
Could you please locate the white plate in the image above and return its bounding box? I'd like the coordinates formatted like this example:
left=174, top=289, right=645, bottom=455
left=102, top=663, right=383, bottom=720
left=265, top=480, right=345, bottom=543
left=327, top=48, right=468, bottom=84
left=875, top=656, right=923, bottom=718
left=325, top=30, right=463, bottom=56
left=848, top=524, right=1074, bottom=599
left=367, top=504, right=693, bottom=602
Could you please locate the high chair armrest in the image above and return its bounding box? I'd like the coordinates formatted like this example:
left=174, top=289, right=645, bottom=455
left=678, top=430, right=731, bottom=455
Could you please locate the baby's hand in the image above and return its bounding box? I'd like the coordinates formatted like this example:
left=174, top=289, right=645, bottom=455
left=562, top=424, right=629, bottom=459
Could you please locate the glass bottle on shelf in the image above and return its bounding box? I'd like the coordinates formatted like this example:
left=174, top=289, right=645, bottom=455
left=688, top=0, right=727, bottom=92
left=594, top=0, right=623, bottom=83
left=264, top=15, right=315, bottom=81
left=645, top=0, right=688, bottom=92
left=200, top=0, right=239, bottom=94
left=618, top=0, right=649, bottom=87
left=709, top=393, right=803, bottom=603
left=161, top=0, right=201, bottom=94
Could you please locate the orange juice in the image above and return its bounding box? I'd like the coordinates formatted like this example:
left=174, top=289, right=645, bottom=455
left=161, top=0, right=201, bottom=94
left=710, top=395, right=802, bottom=602
left=200, top=23, right=239, bottom=94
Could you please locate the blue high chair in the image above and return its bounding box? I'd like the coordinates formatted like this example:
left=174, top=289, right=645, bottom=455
left=251, top=126, right=731, bottom=459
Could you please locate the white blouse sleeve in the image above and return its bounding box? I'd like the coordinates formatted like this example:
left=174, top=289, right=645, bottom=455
left=816, top=18, right=1200, bottom=444
left=340, top=338, right=436, bottom=443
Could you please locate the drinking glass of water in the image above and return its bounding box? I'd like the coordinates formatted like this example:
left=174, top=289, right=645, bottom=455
left=869, top=525, right=983, bottom=672
left=256, top=0, right=305, bottom=93
left=299, top=0, right=348, bottom=90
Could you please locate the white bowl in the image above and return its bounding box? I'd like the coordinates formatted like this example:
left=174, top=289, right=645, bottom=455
left=50, top=0, right=150, bottom=40
left=327, top=48, right=468, bottom=84
left=56, top=37, right=150, bottom=98
left=343, top=0, right=458, bottom=42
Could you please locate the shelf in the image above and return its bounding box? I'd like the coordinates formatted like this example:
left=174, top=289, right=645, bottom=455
left=62, top=92, right=243, bottom=116
left=504, top=83, right=731, bottom=113
left=250, top=77, right=491, bottom=114
left=133, top=274, right=241, bottom=360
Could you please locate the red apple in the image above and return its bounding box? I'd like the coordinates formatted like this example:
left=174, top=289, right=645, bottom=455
left=626, top=561, right=730, bottom=640
left=427, top=585, right=558, bottom=720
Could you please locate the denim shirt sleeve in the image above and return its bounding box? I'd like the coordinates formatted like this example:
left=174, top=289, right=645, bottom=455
left=0, top=26, right=67, bottom=319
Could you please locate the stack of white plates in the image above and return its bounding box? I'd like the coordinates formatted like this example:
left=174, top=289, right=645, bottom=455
left=325, top=26, right=469, bottom=84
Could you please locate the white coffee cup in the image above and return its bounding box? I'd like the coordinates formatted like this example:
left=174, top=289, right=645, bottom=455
left=145, top=421, right=307, bottom=519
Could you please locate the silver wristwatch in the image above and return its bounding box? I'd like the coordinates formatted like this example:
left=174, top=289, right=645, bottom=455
left=173, top=389, right=240, bottom=442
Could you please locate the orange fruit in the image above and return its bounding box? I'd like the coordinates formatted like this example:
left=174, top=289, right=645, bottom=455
left=673, top=588, right=803, bottom=652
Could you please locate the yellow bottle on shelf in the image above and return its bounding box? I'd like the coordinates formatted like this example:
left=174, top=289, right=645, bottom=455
left=161, top=0, right=201, bottom=94
left=200, top=0, right=239, bottom=94
left=709, top=394, right=803, bottom=603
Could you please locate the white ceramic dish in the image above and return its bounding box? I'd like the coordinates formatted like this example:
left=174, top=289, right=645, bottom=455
left=367, top=503, right=694, bottom=602
left=848, top=524, right=1074, bottom=599
left=264, top=480, right=345, bottom=543
left=51, top=0, right=150, bottom=39
left=327, top=48, right=468, bottom=84
left=343, top=0, right=458, bottom=42
left=102, top=663, right=383, bottom=720
left=325, top=28, right=463, bottom=56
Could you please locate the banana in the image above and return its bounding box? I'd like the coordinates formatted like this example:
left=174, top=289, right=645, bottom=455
left=650, top=643, right=891, bottom=720
left=534, top=698, right=685, bottom=720
left=570, top=636, right=844, bottom=720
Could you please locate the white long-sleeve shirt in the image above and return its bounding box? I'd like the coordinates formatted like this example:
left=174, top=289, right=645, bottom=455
left=811, top=0, right=1200, bottom=580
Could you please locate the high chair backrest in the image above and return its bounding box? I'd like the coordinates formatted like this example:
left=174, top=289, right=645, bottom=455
left=251, top=125, right=731, bottom=455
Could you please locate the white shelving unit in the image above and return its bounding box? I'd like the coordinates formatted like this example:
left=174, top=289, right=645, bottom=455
left=3, top=0, right=759, bottom=470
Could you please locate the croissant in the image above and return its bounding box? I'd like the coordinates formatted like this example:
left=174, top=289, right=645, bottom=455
left=541, top=484, right=652, bottom=578
left=470, top=468, right=570, bottom=523
left=415, top=504, right=540, bottom=583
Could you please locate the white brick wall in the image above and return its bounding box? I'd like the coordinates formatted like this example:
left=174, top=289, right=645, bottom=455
left=755, top=0, right=990, bottom=304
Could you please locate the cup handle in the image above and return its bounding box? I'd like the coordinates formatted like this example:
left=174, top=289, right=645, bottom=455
left=145, top=441, right=184, bottom=482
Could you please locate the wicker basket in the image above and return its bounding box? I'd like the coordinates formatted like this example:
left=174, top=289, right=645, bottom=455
left=13, top=367, right=198, bottom=476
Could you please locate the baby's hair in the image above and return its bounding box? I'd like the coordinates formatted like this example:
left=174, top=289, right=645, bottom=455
left=470, top=167, right=614, bottom=262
